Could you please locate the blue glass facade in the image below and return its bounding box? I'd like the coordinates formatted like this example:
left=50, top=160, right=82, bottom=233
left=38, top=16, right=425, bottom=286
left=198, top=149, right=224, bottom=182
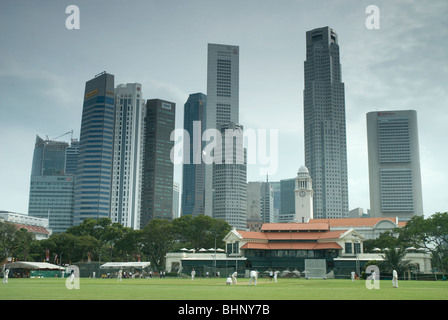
left=181, top=93, right=207, bottom=216
left=74, top=72, right=115, bottom=225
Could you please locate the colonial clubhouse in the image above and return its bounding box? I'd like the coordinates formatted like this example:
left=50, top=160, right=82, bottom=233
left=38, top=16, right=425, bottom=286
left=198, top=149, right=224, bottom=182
left=165, top=218, right=432, bottom=279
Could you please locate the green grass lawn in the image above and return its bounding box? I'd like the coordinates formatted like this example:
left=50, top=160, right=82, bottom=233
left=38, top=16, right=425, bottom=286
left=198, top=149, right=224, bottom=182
left=1, top=276, right=447, bottom=301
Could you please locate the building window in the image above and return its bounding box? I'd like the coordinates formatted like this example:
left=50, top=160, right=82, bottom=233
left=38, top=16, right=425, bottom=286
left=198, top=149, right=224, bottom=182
left=345, top=242, right=353, bottom=254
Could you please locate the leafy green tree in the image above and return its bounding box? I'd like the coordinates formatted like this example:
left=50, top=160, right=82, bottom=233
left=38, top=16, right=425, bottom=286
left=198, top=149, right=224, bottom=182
left=398, top=212, right=448, bottom=273
left=363, top=231, right=402, bottom=253
left=0, top=221, right=32, bottom=262
left=139, top=219, right=175, bottom=271
left=172, top=215, right=231, bottom=250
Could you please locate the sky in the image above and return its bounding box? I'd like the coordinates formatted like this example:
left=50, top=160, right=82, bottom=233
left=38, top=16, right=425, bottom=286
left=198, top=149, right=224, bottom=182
left=0, top=0, right=447, bottom=217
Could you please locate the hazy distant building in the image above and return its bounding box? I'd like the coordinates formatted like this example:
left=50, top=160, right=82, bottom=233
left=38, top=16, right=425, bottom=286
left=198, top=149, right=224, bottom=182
left=213, top=122, right=247, bottom=230
left=109, top=83, right=145, bottom=229
left=28, top=175, right=75, bottom=233
left=140, top=99, right=175, bottom=227
left=65, top=139, right=79, bottom=175
left=205, top=43, right=240, bottom=217
left=31, top=135, right=68, bottom=176
left=247, top=180, right=273, bottom=231
left=181, top=93, right=207, bottom=217
left=303, top=27, right=349, bottom=219
left=279, top=178, right=295, bottom=223
left=173, top=182, right=180, bottom=219
left=367, top=110, right=423, bottom=220
left=28, top=135, right=74, bottom=233
left=74, top=72, right=115, bottom=225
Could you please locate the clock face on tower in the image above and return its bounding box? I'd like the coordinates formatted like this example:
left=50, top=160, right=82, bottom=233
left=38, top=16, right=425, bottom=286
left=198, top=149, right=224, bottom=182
left=299, top=190, right=306, bottom=197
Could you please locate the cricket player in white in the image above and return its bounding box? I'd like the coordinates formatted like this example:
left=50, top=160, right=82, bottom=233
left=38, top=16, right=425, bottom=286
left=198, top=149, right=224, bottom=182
left=117, top=269, right=123, bottom=282
left=231, top=271, right=238, bottom=284
left=191, top=269, right=196, bottom=281
left=351, top=271, right=356, bottom=281
left=248, top=270, right=258, bottom=286
left=226, top=276, right=232, bottom=285
left=274, top=270, right=279, bottom=283
left=392, top=270, right=398, bottom=288
left=2, top=269, right=9, bottom=284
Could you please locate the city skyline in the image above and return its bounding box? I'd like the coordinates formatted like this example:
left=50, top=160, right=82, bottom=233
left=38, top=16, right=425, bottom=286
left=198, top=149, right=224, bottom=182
left=1, top=1, right=447, bottom=218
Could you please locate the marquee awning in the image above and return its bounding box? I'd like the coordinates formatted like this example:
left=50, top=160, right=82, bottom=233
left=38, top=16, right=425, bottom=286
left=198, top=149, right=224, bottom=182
left=4, top=261, right=64, bottom=270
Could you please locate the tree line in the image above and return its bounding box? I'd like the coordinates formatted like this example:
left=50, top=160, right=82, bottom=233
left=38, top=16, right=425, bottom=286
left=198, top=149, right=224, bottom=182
left=0, top=215, right=232, bottom=272
left=2, top=212, right=447, bottom=274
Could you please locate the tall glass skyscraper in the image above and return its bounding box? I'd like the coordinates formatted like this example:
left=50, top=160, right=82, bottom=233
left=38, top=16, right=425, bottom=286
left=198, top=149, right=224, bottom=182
left=367, top=110, right=423, bottom=220
left=181, top=93, right=207, bottom=217
left=303, top=27, right=349, bottom=219
left=140, top=99, right=175, bottom=227
left=74, top=72, right=115, bottom=225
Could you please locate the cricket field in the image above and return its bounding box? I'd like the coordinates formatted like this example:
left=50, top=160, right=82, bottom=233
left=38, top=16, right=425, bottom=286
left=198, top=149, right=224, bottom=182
left=0, top=277, right=447, bottom=300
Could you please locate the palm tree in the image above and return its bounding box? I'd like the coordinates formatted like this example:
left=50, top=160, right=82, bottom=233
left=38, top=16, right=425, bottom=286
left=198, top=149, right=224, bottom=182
left=381, top=246, right=412, bottom=277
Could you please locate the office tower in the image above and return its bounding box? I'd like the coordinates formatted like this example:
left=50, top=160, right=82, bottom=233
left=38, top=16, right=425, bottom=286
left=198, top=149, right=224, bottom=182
left=247, top=180, right=273, bottom=231
left=213, top=122, right=247, bottom=230
left=110, top=83, right=145, bottom=229
left=28, top=135, right=74, bottom=233
left=140, top=99, right=176, bottom=227
left=181, top=93, right=207, bottom=217
left=270, top=181, right=281, bottom=222
left=65, top=139, right=79, bottom=175
left=294, top=166, right=313, bottom=223
left=31, top=135, right=68, bottom=176
left=279, top=178, right=295, bottom=223
left=173, top=182, right=180, bottom=219
left=74, top=72, right=115, bottom=225
left=205, top=43, right=240, bottom=216
left=303, top=26, right=349, bottom=219
left=28, top=176, right=75, bottom=233
left=366, top=110, right=423, bottom=220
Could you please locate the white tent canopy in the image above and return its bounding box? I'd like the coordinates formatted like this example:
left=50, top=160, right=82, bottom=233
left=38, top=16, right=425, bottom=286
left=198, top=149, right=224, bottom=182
left=100, top=262, right=150, bottom=269
left=4, top=261, right=64, bottom=270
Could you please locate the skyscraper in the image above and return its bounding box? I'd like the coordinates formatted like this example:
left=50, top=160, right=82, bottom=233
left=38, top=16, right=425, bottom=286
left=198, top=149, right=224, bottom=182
left=303, top=27, right=349, bottom=219
left=140, top=99, right=175, bottom=227
left=74, top=72, right=115, bottom=225
left=110, top=83, right=145, bottom=229
left=205, top=43, right=240, bottom=217
left=181, top=93, right=207, bottom=217
left=28, top=135, right=75, bottom=233
left=367, top=110, right=423, bottom=220
left=213, top=122, right=247, bottom=230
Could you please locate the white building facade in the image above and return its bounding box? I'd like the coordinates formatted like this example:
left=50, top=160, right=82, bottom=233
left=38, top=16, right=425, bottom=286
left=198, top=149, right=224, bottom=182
left=110, top=83, right=145, bottom=229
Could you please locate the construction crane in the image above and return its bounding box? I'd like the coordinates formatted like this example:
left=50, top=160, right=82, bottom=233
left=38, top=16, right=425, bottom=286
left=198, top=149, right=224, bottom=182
left=46, top=130, right=73, bottom=142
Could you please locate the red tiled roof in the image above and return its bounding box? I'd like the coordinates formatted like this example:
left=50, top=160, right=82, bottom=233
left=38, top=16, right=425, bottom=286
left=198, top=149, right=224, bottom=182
left=241, top=242, right=342, bottom=250
left=237, top=231, right=267, bottom=240
left=14, top=224, right=50, bottom=235
left=261, top=222, right=329, bottom=232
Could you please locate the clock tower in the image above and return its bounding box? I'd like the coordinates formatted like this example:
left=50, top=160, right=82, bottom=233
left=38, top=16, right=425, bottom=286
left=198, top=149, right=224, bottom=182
left=294, top=166, right=313, bottom=223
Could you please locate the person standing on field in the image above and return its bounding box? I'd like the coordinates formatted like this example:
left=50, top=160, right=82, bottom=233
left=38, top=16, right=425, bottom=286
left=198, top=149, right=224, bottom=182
left=231, top=271, right=238, bottom=284
left=191, top=268, right=196, bottom=281
left=2, top=269, right=9, bottom=284
left=392, top=269, right=399, bottom=288
left=248, top=269, right=259, bottom=286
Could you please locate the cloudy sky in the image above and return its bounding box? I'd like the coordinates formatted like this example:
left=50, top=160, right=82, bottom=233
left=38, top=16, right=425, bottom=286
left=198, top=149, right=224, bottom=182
left=1, top=0, right=447, bottom=217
